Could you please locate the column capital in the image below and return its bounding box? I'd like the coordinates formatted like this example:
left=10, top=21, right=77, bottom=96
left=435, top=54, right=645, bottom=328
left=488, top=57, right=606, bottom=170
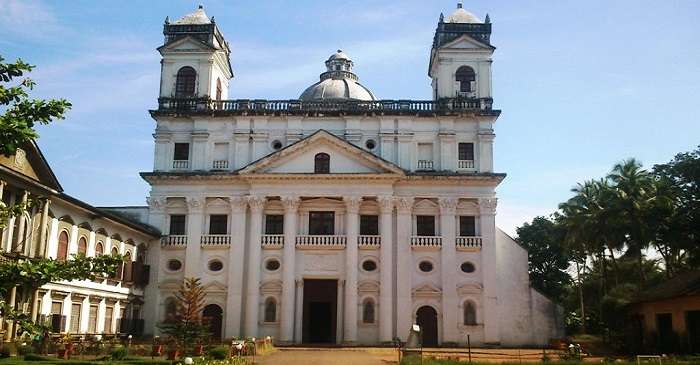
left=247, top=196, right=267, bottom=213
left=377, top=196, right=394, bottom=214
left=479, top=198, right=498, bottom=215
left=438, top=197, right=458, bottom=215
left=281, top=195, right=301, bottom=213
left=187, top=197, right=205, bottom=213
left=395, top=196, right=414, bottom=214
left=295, top=279, right=304, bottom=288
left=147, top=196, right=167, bottom=213
left=338, top=279, right=346, bottom=288
left=344, top=196, right=362, bottom=214
left=229, top=196, right=248, bottom=213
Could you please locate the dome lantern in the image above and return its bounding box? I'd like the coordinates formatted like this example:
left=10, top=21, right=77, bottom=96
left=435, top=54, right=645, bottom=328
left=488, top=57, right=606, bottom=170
left=299, top=50, right=377, bottom=101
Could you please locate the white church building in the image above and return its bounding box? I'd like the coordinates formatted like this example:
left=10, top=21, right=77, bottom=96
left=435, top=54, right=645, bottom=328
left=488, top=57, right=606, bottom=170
left=134, top=3, right=563, bottom=346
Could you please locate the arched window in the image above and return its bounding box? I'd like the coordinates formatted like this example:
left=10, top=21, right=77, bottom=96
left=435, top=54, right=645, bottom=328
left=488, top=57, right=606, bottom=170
left=164, top=298, right=177, bottom=322
left=57, top=231, right=69, bottom=261
left=111, top=247, right=123, bottom=280
left=215, top=78, right=222, bottom=101
left=77, top=237, right=87, bottom=255
left=95, top=242, right=104, bottom=256
left=455, top=66, right=476, bottom=93
left=175, top=66, right=197, bottom=97
left=362, top=299, right=375, bottom=324
left=264, top=298, right=276, bottom=323
left=314, top=153, right=330, bottom=174
left=123, top=251, right=133, bottom=282
left=463, top=301, right=477, bottom=325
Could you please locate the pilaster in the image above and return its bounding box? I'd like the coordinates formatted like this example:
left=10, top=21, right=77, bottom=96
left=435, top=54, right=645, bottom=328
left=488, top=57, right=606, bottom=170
left=226, top=196, right=248, bottom=338
left=294, top=279, right=304, bottom=343
left=378, top=196, right=394, bottom=342
left=479, top=197, right=500, bottom=344
left=477, top=131, right=495, bottom=173
left=343, top=196, right=361, bottom=343
left=191, top=131, right=209, bottom=170
left=184, top=196, right=205, bottom=278
left=280, top=195, right=300, bottom=343
left=244, top=195, right=266, bottom=337
left=395, top=196, right=414, bottom=340
left=439, top=197, right=458, bottom=343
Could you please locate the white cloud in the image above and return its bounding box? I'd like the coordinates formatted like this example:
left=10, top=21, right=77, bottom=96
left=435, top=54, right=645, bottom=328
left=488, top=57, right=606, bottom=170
left=0, top=0, right=65, bottom=40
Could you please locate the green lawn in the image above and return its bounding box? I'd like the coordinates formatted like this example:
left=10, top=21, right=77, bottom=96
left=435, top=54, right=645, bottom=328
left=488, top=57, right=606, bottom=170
left=0, top=356, right=171, bottom=365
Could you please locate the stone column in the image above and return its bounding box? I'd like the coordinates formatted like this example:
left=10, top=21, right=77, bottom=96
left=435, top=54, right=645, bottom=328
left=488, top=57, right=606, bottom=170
left=343, top=196, right=361, bottom=343
left=378, top=196, right=394, bottom=342
left=36, top=198, right=51, bottom=258
left=279, top=196, right=299, bottom=343
left=336, top=280, right=345, bottom=344
left=439, top=197, right=458, bottom=344
left=225, top=196, right=248, bottom=338
left=244, top=195, right=266, bottom=337
left=14, top=191, right=28, bottom=253
left=144, top=197, right=166, bottom=335
left=184, top=197, right=205, bottom=278
left=395, top=197, right=414, bottom=340
left=479, top=198, right=500, bottom=344
left=294, top=279, right=304, bottom=343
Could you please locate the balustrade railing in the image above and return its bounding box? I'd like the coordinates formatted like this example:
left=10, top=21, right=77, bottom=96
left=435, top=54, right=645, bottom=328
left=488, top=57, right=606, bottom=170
left=458, top=160, right=475, bottom=169
left=261, top=234, right=284, bottom=248
left=417, top=160, right=434, bottom=170
left=212, top=160, right=229, bottom=169
left=456, top=236, right=483, bottom=250
left=296, top=235, right=347, bottom=249
left=155, top=97, right=496, bottom=115
left=161, top=235, right=187, bottom=247
left=200, top=234, right=231, bottom=246
left=410, top=236, right=443, bottom=249
left=358, top=235, right=381, bottom=248
left=172, top=160, right=189, bottom=169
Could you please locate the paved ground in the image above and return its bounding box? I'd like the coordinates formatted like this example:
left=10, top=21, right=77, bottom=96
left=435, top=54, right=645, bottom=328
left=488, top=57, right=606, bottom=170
left=257, top=348, right=396, bottom=365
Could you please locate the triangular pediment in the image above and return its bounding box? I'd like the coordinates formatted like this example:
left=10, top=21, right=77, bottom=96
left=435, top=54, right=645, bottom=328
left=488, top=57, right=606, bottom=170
left=358, top=280, right=380, bottom=293
left=239, top=130, right=405, bottom=176
left=0, top=141, right=62, bottom=192
left=440, top=34, right=495, bottom=51
left=260, top=280, right=283, bottom=294
left=412, top=283, right=442, bottom=298
left=158, top=36, right=216, bottom=53
left=457, top=283, right=483, bottom=295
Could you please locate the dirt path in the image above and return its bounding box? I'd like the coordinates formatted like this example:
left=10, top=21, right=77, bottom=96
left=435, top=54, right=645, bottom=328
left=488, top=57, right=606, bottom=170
left=257, top=348, right=395, bottom=365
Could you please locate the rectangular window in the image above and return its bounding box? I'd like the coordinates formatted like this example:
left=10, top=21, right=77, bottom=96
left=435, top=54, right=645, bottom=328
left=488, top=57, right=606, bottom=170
left=360, top=215, right=379, bottom=235
left=458, top=143, right=475, bottom=161
left=459, top=216, right=476, bottom=236
left=69, top=303, right=81, bottom=333
left=265, top=215, right=284, bottom=235
left=104, top=307, right=114, bottom=334
left=51, top=301, right=62, bottom=315
left=88, top=305, right=98, bottom=333
left=169, top=215, right=186, bottom=235
left=173, top=143, right=190, bottom=161
left=416, top=216, right=436, bottom=236
left=309, top=211, right=335, bottom=235
left=209, top=214, right=228, bottom=235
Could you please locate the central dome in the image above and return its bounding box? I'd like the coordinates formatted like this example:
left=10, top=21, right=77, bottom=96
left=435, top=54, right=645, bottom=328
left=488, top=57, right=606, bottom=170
left=299, top=50, right=377, bottom=101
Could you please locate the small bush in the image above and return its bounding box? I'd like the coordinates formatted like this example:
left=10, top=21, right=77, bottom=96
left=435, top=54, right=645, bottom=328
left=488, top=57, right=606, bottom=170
left=111, top=346, right=128, bottom=360
left=207, top=346, right=228, bottom=360
left=0, top=346, right=11, bottom=358
left=18, top=344, right=36, bottom=355
left=24, top=353, right=50, bottom=361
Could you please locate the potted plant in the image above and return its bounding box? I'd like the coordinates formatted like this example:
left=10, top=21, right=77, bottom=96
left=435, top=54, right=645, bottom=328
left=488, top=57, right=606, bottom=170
left=166, top=337, right=179, bottom=360
left=60, top=334, right=73, bottom=359
left=193, top=339, right=204, bottom=356
left=151, top=336, right=163, bottom=357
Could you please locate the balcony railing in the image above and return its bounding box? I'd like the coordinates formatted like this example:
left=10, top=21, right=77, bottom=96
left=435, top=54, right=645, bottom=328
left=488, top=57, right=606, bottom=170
left=172, top=160, right=189, bottom=169
left=296, top=235, right=346, bottom=249
left=458, top=160, right=475, bottom=169
left=154, top=97, right=497, bottom=116
left=456, top=236, right=483, bottom=250
left=417, top=160, right=434, bottom=170
left=261, top=234, right=284, bottom=249
left=358, top=235, right=381, bottom=249
left=161, top=235, right=187, bottom=247
left=212, top=160, right=229, bottom=169
left=200, top=234, right=231, bottom=247
left=411, top=236, right=443, bottom=249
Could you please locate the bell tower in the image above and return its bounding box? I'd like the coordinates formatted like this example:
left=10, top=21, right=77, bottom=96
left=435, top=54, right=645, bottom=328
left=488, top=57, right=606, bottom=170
left=429, top=2, right=494, bottom=101
left=158, top=5, right=233, bottom=100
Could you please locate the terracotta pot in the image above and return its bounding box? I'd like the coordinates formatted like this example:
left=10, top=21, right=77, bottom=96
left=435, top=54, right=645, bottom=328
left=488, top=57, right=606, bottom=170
left=64, top=343, right=74, bottom=351
left=194, top=344, right=204, bottom=356
left=167, top=349, right=180, bottom=360
left=152, top=344, right=163, bottom=356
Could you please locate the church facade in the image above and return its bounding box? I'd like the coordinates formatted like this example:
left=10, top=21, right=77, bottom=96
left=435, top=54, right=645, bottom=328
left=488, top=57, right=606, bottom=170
left=139, top=3, right=563, bottom=346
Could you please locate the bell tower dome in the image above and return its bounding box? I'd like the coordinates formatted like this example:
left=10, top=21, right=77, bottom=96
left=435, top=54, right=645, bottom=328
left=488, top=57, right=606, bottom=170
left=158, top=5, right=233, bottom=100
left=429, top=2, right=495, bottom=102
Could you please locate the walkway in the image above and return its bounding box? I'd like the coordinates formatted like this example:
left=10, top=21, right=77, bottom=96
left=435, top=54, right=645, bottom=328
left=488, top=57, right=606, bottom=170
left=257, top=348, right=396, bottom=365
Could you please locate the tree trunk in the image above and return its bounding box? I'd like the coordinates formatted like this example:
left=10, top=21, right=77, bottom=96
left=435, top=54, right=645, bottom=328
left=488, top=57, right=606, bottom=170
left=576, top=261, right=586, bottom=334
left=607, top=247, right=620, bottom=287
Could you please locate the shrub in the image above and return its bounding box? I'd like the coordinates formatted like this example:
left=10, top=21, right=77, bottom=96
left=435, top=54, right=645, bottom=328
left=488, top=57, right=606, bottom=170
left=18, top=344, right=35, bottom=355
left=0, top=346, right=11, bottom=358
left=207, top=346, right=228, bottom=360
left=111, top=346, right=128, bottom=360
left=24, top=353, right=50, bottom=361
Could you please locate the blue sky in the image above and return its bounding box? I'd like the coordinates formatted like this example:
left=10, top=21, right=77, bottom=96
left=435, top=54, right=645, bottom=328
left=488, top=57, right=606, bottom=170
left=2, top=0, right=699, bottom=234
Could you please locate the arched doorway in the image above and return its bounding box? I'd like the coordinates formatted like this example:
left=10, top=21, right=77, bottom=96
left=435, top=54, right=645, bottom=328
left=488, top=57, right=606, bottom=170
left=416, top=306, right=438, bottom=347
left=203, top=304, right=223, bottom=340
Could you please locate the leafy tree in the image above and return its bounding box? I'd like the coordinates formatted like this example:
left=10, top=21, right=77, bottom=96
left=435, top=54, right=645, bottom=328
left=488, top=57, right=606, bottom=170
left=158, top=278, right=210, bottom=356
left=516, top=215, right=570, bottom=301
